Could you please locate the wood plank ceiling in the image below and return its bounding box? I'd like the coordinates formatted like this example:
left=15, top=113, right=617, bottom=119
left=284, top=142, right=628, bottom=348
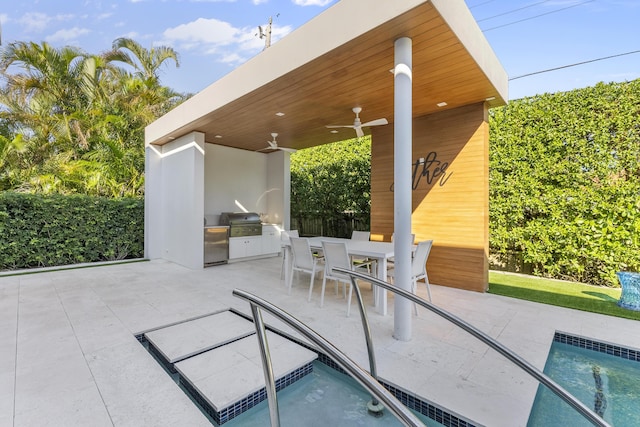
left=151, top=2, right=505, bottom=152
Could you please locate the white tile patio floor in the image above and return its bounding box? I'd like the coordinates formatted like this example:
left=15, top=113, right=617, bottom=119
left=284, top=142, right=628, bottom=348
left=1, top=257, right=639, bottom=427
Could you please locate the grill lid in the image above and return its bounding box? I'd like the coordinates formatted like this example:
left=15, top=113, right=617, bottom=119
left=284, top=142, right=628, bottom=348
left=219, top=212, right=261, bottom=225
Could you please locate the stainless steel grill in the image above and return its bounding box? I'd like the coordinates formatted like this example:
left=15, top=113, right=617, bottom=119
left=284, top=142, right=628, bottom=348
left=219, top=212, right=262, bottom=237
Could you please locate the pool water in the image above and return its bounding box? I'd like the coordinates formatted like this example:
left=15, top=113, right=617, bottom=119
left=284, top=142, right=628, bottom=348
left=224, top=361, right=444, bottom=427
left=140, top=334, right=466, bottom=426
left=527, top=341, right=640, bottom=426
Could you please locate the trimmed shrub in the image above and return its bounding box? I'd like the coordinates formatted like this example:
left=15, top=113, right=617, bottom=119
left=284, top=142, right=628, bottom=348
left=0, top=192, right=143, bottom=270
left=489, top=80, right=640, bottom=286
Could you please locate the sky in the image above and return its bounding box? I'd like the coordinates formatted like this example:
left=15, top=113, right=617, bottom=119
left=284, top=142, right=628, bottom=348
left=1, top=0, right=639, bottom=101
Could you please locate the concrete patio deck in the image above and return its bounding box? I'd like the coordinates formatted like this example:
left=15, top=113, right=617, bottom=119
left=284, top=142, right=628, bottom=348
left=2, top=257, right=639, bottom=427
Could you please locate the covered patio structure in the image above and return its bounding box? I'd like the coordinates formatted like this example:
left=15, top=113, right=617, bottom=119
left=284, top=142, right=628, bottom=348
left=144, top=0, right=508, bottom=300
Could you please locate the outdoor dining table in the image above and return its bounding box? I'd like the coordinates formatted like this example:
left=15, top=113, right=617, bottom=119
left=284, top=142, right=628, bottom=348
left=283, top=236, right=402, bottom=316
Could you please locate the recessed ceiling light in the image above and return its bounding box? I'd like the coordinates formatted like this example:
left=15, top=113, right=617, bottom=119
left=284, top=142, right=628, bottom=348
left=275, top=112, right=285, bottom=116
left=330, top=130, right=338, bottom=134
left=485, top=96, right=496, bottom=101
left=215, top=135, right=222, bottom=138
left=437, top=102, right=448, bottom=107
left=168, top=136, right=175, bottom=140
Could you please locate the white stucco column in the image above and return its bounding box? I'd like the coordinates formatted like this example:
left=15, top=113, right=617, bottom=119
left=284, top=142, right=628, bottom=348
left=393, top=37, right=413, bottom=341
left=145, top=132, right=205, bottom=270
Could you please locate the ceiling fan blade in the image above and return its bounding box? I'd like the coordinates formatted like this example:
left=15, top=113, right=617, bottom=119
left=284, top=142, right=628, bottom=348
left=326, top=107, right=386, bottom=137
left=361, top=118, right=388, bottom=127
left=326, top=125, right=355, bottom=129
left=278, top=147, right=297, bottom=153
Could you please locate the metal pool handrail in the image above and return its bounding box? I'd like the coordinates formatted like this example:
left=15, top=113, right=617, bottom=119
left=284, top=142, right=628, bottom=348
left=232, top=288, right=426, bottom=427
left=333, top=266, right=611, bottom=427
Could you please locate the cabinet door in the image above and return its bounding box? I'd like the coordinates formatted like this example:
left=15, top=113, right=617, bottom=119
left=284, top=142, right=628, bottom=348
left=262, top=226, right=281, bottom=254
left=245, top=236, right=263, bottom=257
left=229, top=237, right=244, bottom=259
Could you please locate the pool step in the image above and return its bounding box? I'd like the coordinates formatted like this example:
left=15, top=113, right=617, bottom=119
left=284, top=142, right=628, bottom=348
left=145, top=311, right=256, bottom=364
left=144, top=311, right=318, bottom=424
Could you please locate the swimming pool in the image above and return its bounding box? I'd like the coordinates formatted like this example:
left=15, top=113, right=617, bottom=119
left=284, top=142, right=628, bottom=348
left=139, top=331, right=476, bottom=427
left=224, top=360, right=442, bottom=427
left=527, top=333, right=640, bottom=426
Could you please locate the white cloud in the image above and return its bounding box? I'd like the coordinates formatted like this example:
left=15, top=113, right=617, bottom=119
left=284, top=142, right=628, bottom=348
left=19, top=12, right=75, bottom=33
left=292, top=0, right=333, bottom=6
left=45, top=27, right=91, bottom=43
left=162, top=17, right=292, bottom=67
left=120, top=31, right=140, bottom=40
left=164, top=18, right=240, bottom=46
left=220, top=52, right=243, bottom=64
left=252, top=0, right=269, bottom=4
left=18, top=12, right=52, bottom=32
left=238, top=30, right=265, bottom=53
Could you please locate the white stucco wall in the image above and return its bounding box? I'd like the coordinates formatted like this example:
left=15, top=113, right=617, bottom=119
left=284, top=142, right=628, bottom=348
left=204, top=144, right=267, bottom=217
left=145, top=132, right=205, bottom=269
left=266, top=151, right=290, bottom=229
left=204, top=144, right=290, bottom=227
left=144, top=143, right=163, bottom=260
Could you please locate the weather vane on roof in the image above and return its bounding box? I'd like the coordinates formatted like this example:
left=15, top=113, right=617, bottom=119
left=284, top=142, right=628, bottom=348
left=257, top=14, right=279, bottom=50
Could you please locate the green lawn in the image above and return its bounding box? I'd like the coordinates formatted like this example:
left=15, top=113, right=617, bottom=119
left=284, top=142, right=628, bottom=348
left=488, top=271, right=640, bottom=321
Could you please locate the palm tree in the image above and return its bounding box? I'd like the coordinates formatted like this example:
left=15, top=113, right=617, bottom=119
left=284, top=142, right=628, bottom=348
left=0, top=38, right=185, bottom=197
left=0, top=132, right=26, bottom=191
left=0, top=41, right=87, bottom=117
left=111, top=37, right=180, bottom=84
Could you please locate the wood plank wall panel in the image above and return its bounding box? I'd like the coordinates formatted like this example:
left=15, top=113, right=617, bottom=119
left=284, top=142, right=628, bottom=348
left=371, top=103, right=489, bottom=292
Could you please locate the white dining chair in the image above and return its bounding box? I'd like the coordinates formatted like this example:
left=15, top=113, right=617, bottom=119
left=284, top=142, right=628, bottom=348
left=387, top=232, right=416, bottom=269
left=391, top=232, right=416, bottom=244
left=388, top=239, right=433, bottom=314
left=387, top=233, right=416, bottom=271
left=350, top=230, right=376, bottom=273
left=351, top=230, right=370, bottom=241
left=288, top=237, right=322, bottom=298
left=280, top=229, right=299, bottom=279
left=319, top=240, right=369, bottom=317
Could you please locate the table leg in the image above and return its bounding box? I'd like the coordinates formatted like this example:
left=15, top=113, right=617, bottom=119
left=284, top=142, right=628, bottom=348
left=283, top=246, right=292, bottom=291
left=374, top=257, right=388, bottom=315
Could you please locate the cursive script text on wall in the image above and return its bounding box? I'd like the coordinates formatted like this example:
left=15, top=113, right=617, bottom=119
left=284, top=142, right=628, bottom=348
left=389, top=151, right=453, bottom=192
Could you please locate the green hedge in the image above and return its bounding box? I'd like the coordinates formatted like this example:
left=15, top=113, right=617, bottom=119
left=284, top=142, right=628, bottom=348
left=489, top=80, right=640, bottom=286
left=0, top=192, right=143, bottom=270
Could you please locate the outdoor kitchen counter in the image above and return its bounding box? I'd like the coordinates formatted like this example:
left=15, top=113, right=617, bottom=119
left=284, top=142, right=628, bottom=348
left=228, top=224, right=281, bottom=261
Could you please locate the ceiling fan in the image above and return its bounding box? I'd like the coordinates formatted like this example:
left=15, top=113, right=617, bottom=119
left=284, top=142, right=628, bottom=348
left=326, top=107, right=388, bottom=138
left=258, top=133, right=297, bottom=153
